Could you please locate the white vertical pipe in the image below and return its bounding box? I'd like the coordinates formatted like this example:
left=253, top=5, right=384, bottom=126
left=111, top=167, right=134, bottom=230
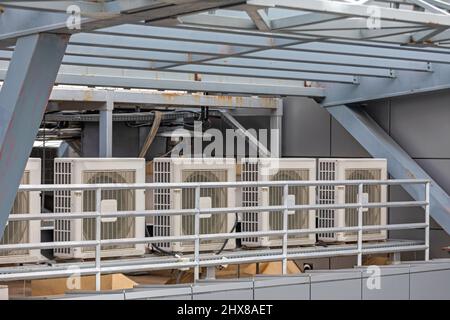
left=194, top=186, right=201, bottom=281
left=282, top=184, right=289, bottom=274
left=425, top=182, right=430, bottom=261
left=357, top=183, right=364, bottom=267
left=95, top=188, right=102, bottom=291
left=270, top=102, right=283, bottom=158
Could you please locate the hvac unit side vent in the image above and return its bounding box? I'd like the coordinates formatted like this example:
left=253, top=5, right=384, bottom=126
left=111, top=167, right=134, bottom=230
left=318, top=160, right=336, bottom=240
left=54, top=161, right=73, bottom=255
left=241, top=160, right=259, bottom=244
left=153, top=159, right=171, bottom=249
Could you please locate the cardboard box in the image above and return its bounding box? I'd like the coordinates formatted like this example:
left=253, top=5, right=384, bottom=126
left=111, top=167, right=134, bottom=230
left=0, top=285, right=8, bottom=300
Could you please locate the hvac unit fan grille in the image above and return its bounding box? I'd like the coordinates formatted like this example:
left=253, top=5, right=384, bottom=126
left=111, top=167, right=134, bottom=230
left=241, top=160, right=259, bottom=243
left=318, top=161, right=336, bottom=239
left=82, top=171, right=136, bottom=252
left=54, top=161, right=73, bottom=255
left=344, top=169, right=382, bottom=236
left=181, top=170, right=228, bottom=246
left=268, top=170, right=310, bottom=240
left=153, top=160, right=171, bottom=248
left=0, top=172, right=30, bottom=256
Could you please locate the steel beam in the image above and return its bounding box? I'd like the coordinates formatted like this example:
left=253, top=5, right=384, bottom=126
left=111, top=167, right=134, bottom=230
left=326, top=105, right=450, bottom=235
left=249, top=0, right=450, bottom=26
left=0, top=33, right=68, bottom=236
left=320, top=63, right=450, bottom=107
left=0, top=1, right=245, bottom=46
left=45, top=87, right=283, bottom=109
left=0, top=63, right=324, bottom=97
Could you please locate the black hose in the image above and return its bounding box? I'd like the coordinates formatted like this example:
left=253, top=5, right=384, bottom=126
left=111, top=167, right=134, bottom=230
left=215, top=212, right=239, bottom=255
left=145, top=225, right=179, bottom=258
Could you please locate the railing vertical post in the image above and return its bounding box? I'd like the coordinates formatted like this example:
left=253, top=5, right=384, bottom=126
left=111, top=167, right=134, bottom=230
left=357, top=183, right=364, bottom=267
left=194, top=186, right=201, bottom=282
left=425, top=182, right=430, bottom=261
left=95, top=188, right=102, bottom=291
left=282, top=184, right=289, bottom=274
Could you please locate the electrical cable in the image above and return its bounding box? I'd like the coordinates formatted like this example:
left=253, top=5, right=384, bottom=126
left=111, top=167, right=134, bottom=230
left=139, top=111, right=162, bottom=158
left=215, top=212, right=239, bottom=255
left=144, top=224, right=180, bottom=258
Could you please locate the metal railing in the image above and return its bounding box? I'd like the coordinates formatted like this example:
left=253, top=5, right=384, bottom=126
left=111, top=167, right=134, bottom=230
left=0, top=179, right=430, bottom=291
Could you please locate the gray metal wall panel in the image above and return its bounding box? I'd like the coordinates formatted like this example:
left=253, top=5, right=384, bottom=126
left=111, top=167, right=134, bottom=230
left=193, top=289, right=253, bottom=300
left=388, top=185, right=425, bottom=241
left=390, top=91, right=450, bottom=159
left=254, top=277, right=310, bottom=300
left=410, top=268, right=450, bottom=300
left=254, top=284, right=310, bottom=300
left=430, top=229, right=450, bottom=259
left=330, top=118, right=370, bottom=158
left=282, top=97, right=331, bottom=157
left=416, top=159, right=450, bottom=196
left=82, top=122, right=141, bottom=157
left=150, top=295, right=192, bottom=300
left=311, top=280, right=361, bottom=300
left=365, top=100, right=390, bottom=133
left=362, top=272, right=410, bottom=300
left=310, top=273, right=362, bottom=300
left=235, top=116, right=270, bottom=133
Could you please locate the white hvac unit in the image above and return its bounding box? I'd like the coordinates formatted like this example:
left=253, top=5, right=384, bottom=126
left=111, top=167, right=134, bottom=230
left=241, top=158, right=316, bottom=247
left=0, top=158, right=42, bottom=264
left=317, top=158, right=388, bottom=242
left=53, top=158, right=146, bottom=259
left=153, top=158, right=236, bottom=253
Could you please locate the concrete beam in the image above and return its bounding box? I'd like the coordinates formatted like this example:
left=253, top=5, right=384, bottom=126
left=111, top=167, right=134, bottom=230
left=0, top=33, right=68, bottom=236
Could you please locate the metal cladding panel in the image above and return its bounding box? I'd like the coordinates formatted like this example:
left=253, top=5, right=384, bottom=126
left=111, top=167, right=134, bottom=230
left=125, top=285, right=193, bottom=300
left=331, top=119, right=370, bottom=158
left=361, top=268, right=410, bottom=300
left=390, top=92, right=450, bottom=159
left=254, top=276, right=310, bottom=300
left=193, top=287, right=253, bottom=300
left=409, top=263, right=450, bottom=300
left=309, top=271, right=362, bottom=300
left=193, top=281, right=254, bottom=300
left=282, top=97, right=331, bottom=157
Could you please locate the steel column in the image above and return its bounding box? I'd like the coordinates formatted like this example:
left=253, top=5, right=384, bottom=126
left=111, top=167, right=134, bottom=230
left=326, top=105, right=450, bottom=234
left=270, top=102, right=283, bottom=157
left=99, top=92, right=114, bottom=158
left=0, top=33, right=68, bottom=236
